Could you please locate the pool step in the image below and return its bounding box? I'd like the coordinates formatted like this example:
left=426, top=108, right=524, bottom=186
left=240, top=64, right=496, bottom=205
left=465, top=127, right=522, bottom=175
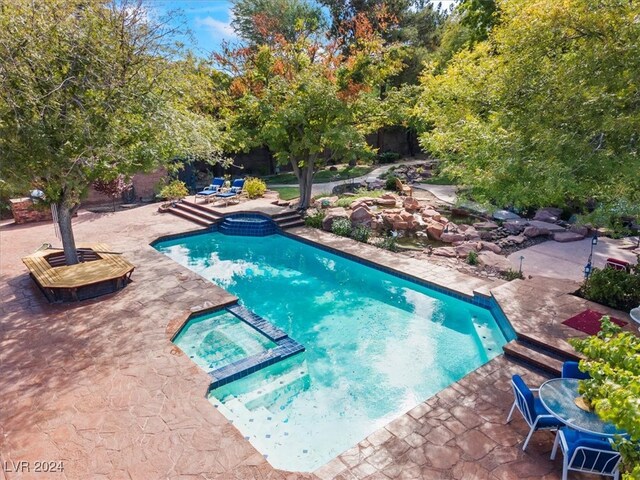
left=166, top=200, right=221, bottom=227
left=272, top=211, right=305, bottom=230
left=241, top=363, right=311, bottom=411
left=503, top=340, right=564, bottom=376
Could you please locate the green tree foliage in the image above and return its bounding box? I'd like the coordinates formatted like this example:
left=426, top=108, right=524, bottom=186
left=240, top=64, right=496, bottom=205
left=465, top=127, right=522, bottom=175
left=458, top=0, right=497, bottom=43
left=570, top=317, right=640, bottom=479
left=0, top=0, right=224, bottom=264
left=417, top=0, right=640, bottom=214
left=231, top=0, right=326, bottom=46
left=217, top=11, right=402, bottom=209
left=580, top=259, right=640, bottom=312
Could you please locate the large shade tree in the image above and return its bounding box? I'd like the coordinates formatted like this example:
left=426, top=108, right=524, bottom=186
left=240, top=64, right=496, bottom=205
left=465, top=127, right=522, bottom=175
left=416, top=0, right=640, bottom=215
left=0, top=0, right=223, bottom=265
left=218, top=4, right=402, bottom=209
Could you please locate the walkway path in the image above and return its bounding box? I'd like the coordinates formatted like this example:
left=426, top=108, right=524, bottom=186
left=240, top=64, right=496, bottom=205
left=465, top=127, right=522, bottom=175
left=507, top=237, right=639, bottom=282
left=413, top=184, right=458, bottom=204
left=268, top=159, right=428, bottom=196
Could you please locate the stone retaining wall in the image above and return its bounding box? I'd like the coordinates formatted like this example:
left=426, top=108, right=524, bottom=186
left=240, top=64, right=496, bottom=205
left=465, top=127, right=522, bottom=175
left=9, top=198, right=52, bottom=224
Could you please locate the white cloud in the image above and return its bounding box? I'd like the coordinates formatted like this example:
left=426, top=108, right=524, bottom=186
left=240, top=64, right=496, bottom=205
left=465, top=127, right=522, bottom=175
left=195, top=14, right=237, bottom=41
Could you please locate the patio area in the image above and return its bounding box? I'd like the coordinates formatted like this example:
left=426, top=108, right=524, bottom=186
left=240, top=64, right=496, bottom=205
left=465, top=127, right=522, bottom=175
left=0, top=204, right=632, bottom=479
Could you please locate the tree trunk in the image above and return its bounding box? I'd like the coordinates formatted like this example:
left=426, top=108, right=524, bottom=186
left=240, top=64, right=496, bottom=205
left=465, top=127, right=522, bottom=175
left=57, top=197, right=80, bottom=265
left=295, top=156, right=315, bottom=210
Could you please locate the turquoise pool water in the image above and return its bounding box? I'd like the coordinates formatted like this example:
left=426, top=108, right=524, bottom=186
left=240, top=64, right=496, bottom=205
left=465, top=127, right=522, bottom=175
left=154, top=232, right=512, bottom=472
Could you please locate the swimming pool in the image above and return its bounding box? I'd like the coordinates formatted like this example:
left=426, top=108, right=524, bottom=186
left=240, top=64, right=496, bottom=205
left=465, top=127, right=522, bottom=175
left=154, top=231, right=513, bottom=471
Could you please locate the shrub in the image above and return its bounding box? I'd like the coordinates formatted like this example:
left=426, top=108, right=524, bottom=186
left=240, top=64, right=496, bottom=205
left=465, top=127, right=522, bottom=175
left=244, top=177, right=267, bottom=199
left=503, top=269, right=524, bottom=281
left=385, top=176, right=399, bottom=191
left=159, top=180, right=189, bottom=203
left=376, top=235, right=399, bottom=252
left=466, top=250, right=479, bottom=265
left=377, top=151, right=400, bottom=164
left=305, top=211, right=325, bottom=229
left=351, top=225, right=371, bottom=243
left=331, top=217, right=352, bottom=237
left=570, top=317, right=640, bottom=477
left=580, top=258, right=640, bottom=311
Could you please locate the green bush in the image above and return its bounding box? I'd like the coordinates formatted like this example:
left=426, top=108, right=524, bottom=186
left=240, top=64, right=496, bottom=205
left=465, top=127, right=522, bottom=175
left=503, top=269, right=525, bottom=281
left=331, top=217, right=352, bottom=237
left=351, top=225, right=371, bottom=243
left=305, top=211, right=325, bottom=228
left=244, top=177, right=267, bottom=199
left=580, top=258, right=640, bottom=311
left=385, top=176, right=399, bottom=191
left=377, top=151, right=400, bottom=164
left=375, top=235, right=399, bottom=252
left=466, top=250, right=479, bottom=265
left=159, top=180, right=189, bottom=202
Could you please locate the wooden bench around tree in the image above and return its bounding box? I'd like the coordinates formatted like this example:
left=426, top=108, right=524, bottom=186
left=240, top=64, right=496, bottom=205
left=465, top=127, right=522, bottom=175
left=22, top=243, right=134, bottom=302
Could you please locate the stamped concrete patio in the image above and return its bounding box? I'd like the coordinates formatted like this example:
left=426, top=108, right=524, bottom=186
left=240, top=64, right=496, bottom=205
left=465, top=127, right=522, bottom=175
left=0, top=203, right=629, bottom=479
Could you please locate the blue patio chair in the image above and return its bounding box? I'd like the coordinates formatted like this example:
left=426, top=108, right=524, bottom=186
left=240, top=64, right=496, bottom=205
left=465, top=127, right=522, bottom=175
left=195, top=177, right=224, bottom=202
left=214, top=178, right=245, bottom=205
left=506, top=374, right=564, bottom=450
left=561, top=361, right=591, bottom=380
left=551, top=427, right=621, bottom=480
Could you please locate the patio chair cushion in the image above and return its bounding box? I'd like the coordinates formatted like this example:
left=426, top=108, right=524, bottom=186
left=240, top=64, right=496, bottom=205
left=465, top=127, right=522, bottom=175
left=216, top=191, right=238, bottom=199
left=512, top=375, right=561, bottom=427
left=562, top=428, right=619, bottom=473
left=561, top=361, right=591, bottom=380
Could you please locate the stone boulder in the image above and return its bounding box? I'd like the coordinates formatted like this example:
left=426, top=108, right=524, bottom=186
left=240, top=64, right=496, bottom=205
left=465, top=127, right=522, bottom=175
left=505, top=234, right=527, bottom=245
left=440, top=232, right=466, bottom=243
left=473, top=221, right=499, bottom=231
left=376, top=193, right=400, bottom=207
left=504, top=220, right=528, bottom=235
left=455, top=242, right=481, bottom=257
left=553, top=231, right=585, bottom=243
left=403, top=196, right=421, bottom=212
left=478, top=251, right=512, bottom=273
left=569, top=225, right=589, bottom=237
left=493, top=210, right=522, bottom=221
left=426, top=221, right=445, bottom=240
left=534, top=207, right=563, bottom=223
left=322, top=207, right=349, bottom=231
left=480, top=241, right=502, bottom=254
left=523, top=225, right=551, bottom=238
left=350, top=206, right=373, bottom=227
left=432, top=247, right=457, bottom=258
left=422, top=209, right=441, bottom=221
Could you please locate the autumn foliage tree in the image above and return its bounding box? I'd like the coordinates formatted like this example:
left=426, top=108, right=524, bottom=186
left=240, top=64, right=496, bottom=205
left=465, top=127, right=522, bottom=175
left=219, top=4, right=402, bottom=209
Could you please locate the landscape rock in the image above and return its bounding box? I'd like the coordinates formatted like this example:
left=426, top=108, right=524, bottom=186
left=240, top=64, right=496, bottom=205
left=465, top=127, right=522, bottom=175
left=553, top=231, right=585, bottom=243
left=440, top=232, right=466, bottom=243
left=478, top=251, right=513, bottom=273
left=403, top=196, right=421, bottom=212
left=504, top=221, right=527, bottom=235
left=523, top=225, right=551, bottom=238
left=493, top=210, right=522, bottom=221
left=426, top=221, right=445, bottom=240
left=473, top=221, right=499, bottom=231
left=422, top=209, right=441, bottom=221
left=534, top=207, right=563, bottom=223
left=433, top=247, right=457, bottom=258
left=527, top=220, right=565, bottom=233
left=455, top=242, right=481, bottom=257
left=480, top=241, right=502, bottom=254
left=505, top=234, right=527, bottom=245
left=569, top=225, right=589, bottom=237
left=376, top=194, right=399, bottom=207
left=322, top=207, right=349, bottom=231
left=350, top=206, right=373, bottom=227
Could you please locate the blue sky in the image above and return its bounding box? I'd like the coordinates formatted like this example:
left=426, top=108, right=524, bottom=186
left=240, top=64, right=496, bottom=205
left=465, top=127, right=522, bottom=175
left=151, top=1, right=457, bottom=56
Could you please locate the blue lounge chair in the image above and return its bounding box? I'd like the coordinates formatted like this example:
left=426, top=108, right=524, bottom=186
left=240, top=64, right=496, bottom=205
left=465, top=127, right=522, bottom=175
left=561, top=361, right=591, bottom=380
left=214, top=178, right=245, bottom=205
left=551, top=427, right=621, bottom=480
left=195, top=177, right=224, bottom=202
left=507, top=374, right=564, bottom=450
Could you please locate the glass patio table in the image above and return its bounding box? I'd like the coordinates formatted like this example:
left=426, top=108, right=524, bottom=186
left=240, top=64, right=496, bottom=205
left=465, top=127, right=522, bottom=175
left=538, top=378, right=625, bottom=437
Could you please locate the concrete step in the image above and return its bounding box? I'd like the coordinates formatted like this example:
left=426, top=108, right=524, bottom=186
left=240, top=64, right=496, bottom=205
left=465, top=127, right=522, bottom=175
left=503, top=340, right=563, bottom=376
left=271, top=210, right=300, bottom=220
left=181, top=199, right=223, bottom=217
left=278, top=219, right=305, bottom=229
left=516, top=331, right=581, bottom=361
left=167, top=207, right=214, bottom=227
left=173, top=202, right=220, bottom=222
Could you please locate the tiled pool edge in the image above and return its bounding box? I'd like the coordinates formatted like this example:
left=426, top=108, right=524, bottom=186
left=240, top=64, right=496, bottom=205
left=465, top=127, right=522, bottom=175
left=281, top=230, right=517, bottom=342
left=169, top=303, right=305, bottom=392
